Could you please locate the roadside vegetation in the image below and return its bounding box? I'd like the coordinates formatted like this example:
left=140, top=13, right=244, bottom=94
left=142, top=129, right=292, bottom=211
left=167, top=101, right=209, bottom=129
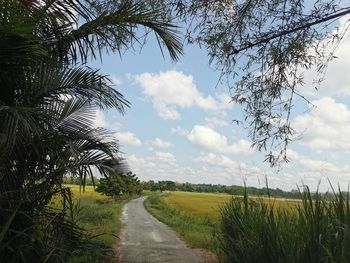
left=51, top=185, right=124, bottom=263
left=52, top=179, right=143, bottom=263
left=146, top=187, right=350, bottom=263
left=218, top=186, right=350, bottom=263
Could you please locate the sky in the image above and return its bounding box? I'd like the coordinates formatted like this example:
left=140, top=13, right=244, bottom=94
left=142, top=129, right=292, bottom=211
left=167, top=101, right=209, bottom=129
left=89, top=15, right=350, bottom=192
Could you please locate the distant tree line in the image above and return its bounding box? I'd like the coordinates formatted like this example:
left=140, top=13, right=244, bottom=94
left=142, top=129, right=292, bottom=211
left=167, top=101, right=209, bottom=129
left=63, top=176, right=99, bottom=186
left=142, top=180, right=301, bottom=199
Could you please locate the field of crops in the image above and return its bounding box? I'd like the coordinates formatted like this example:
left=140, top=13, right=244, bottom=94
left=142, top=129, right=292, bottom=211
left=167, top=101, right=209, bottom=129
left=164, top=191, right=300, bottom=220
left=64, top=184, right=110, bottom=201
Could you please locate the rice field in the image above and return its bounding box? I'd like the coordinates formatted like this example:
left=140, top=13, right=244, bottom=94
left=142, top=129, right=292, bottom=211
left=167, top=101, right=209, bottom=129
left=64, top=184, right=111, bottom=201
left=164, top=191, right=300, bottom=220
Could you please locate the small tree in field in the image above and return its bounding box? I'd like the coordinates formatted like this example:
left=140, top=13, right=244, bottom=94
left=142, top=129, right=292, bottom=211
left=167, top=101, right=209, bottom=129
left=96, top=172, right=141, bottom=200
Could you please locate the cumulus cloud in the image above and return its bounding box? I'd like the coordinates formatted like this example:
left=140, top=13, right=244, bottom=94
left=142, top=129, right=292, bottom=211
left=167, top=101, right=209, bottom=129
left=152, top=151, right=177, bottom=164
left=171, top=126, right=188, bottom=136
left=115, top=131, right=142, bottom=146
left=128, top=154, right=156, bottom=169
left=171, top=125, right=252, bottom=155
left=110, top=75, right=122, bottom=85
left=195, top=153, right=237, bottom=168
left=294, top=97, right=350, bottom=152
left=187, top=125, right=253, bottom=155
left=135, top=70, right=233, bottom=120
left=93, top=110, right=108, bottom=128
left=125, top=150, right=349, bottom=192
left=154, top=101, right=180, bottom=120
left=205, top=117, right=230, bottom=128
left=301, top=16, right=350, bottom=98
left=148, top=138, right=173, bottom=149
left=286, top=149, right=338, bottom=173
left=126, top=153, right=192, bottom=182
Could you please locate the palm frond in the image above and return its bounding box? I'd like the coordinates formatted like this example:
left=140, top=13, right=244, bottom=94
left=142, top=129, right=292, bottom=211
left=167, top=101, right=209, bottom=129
left=22, top=62, right=130, bottom=112
left=41, top=1, right=183, bottom=62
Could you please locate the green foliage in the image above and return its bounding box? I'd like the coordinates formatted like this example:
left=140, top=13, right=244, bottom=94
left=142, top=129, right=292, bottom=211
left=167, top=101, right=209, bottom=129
left=96, top=172, right=142, bottom=199
left=67, top=201, right=124, bottom=263
left=52, top=186, right=125, bottom=263
left=63, top=176, right=100, bottom=186
left=217, top=186, right=350, bottom=263
left=0, top=0, right=182, bottom=261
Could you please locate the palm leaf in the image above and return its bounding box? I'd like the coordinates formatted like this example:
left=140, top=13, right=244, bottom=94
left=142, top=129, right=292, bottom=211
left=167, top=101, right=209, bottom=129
left=21, top=62, right=130, bottom=112
left=38, top=0, right=183, bottom=62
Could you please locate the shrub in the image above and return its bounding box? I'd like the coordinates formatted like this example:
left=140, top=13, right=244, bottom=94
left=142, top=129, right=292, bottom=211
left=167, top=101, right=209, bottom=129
left=217, top=186, right=350, bottom=263
left=96, top=172, right=142, bottom=200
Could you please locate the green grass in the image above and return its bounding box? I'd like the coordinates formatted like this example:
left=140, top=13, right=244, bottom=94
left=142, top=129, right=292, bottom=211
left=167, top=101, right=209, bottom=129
left=50, top=185, right=125, bottom=263
left=144, top=193, right=217, bottom=252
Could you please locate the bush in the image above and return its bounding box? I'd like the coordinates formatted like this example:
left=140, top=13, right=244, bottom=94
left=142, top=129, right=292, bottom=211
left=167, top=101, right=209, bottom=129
left=217, top=186, right=350, bottom=263
left=96, top=172, right=142, bottom=200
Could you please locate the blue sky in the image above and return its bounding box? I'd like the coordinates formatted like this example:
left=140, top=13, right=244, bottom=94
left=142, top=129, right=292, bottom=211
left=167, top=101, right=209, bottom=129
left=89, top=16, right=350, bottom=191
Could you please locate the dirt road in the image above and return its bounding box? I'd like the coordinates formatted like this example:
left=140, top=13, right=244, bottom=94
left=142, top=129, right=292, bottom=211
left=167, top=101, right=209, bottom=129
left=118, top=197, right=201, bottom=263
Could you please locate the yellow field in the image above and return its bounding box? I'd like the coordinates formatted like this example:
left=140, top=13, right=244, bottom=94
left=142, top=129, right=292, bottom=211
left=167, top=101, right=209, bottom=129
left=164, top=191, right=300, bottom=220
left=50, top=184, right=111, bottom=207
left=64, top=184, right=111, bottom=202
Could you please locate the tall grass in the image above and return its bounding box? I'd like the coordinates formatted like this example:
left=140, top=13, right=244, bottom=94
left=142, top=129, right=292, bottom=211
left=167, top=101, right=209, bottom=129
left=217, top=186, right=350, bottom=263
left=49, top=185, right=124, bottom=263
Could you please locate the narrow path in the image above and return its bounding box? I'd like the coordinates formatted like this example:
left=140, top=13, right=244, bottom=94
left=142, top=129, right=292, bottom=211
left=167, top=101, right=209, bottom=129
left=118, top=196, right=201, bottom=263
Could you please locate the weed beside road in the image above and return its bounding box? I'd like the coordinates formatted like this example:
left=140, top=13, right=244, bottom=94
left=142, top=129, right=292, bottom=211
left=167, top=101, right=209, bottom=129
left=51, top=185, right=125, bottom=263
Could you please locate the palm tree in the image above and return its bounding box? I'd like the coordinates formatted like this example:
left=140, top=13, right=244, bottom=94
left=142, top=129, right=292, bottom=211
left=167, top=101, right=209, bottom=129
left=0, top=0, right=182, bottom=260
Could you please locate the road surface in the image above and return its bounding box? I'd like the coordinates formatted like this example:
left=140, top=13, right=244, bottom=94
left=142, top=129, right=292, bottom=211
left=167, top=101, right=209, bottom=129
left=118, top=196, right=201, bottom=263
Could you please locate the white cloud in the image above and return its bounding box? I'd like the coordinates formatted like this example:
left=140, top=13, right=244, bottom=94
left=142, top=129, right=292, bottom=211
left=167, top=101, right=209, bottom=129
left=126, top=153, right=190, bottom=182
left=115, top=131, right=142, bottom=146
left=135, top=71, right=233, bottom=119
left=195, top=153, right=237, bottom=168
left=301, top=16, right=350, bottom=98
left=152, top=151, right=177, bottom=164
left=298, top=159, right=337, bottom=172
left=111, top=75, right=122, bottom=85
left=187, top=125, right=253, bottom=155
left=294, top=97, right=350, bottom=152
left=171, top=126, right=188, bottom=136
left=128, top=154, right=156, bottom=169
left=154, top=101, right=180, bottom=120
left=148, top=138, right=173, bottom=149
left=205, top=117, right=229, bottom=127
left=93, top=110, right=108, bottom=128
left=286, top=149, right=338, bottom=173
left=125, top=150, right=350, bottom=192
left=93, top=110, right=122, bottom=132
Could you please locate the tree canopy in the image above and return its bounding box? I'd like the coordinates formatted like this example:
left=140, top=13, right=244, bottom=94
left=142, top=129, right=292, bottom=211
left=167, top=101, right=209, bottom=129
left=156, top=0, right=350, bottom=164
left=0, top=0, right=182, bottom=261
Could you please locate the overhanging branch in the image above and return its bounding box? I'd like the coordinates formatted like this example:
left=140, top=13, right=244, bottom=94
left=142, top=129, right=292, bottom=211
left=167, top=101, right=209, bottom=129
left=229, top=6, right=350, bottom=55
